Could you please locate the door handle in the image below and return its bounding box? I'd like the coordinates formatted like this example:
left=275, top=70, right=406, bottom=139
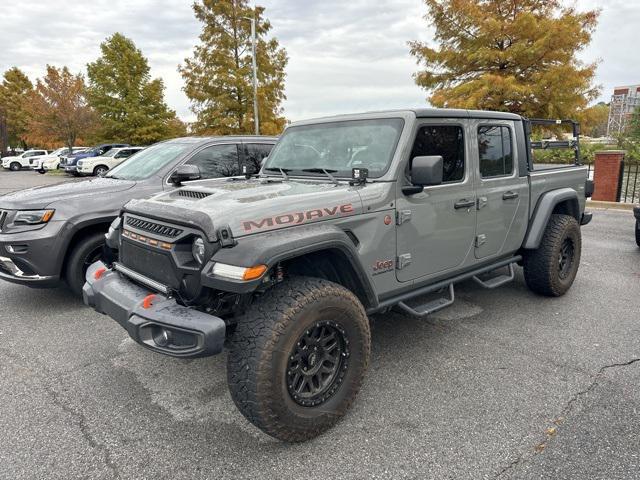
left=454, top=199, right=475, bottom=209
left=502, top=191, right=519, bottom=200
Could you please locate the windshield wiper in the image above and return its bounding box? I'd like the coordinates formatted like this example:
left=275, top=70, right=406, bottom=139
left=302, top=168, right=339, bottom=185
left=264, top=167, right=291, bottom=180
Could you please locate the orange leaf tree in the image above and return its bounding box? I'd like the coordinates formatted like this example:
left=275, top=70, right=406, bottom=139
left=409, top=0, right=600, bottom=119
left=25, top=65, right=98, bottom=150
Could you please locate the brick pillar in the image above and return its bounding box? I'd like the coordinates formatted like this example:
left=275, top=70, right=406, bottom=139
left=592, top=150, right=625, bottom=202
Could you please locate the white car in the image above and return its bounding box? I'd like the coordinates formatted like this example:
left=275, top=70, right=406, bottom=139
left=1, top=149, right=49, bottom=171
left=33, top=147, right=88, bottom=173
left=76, top=147, right=145, bottom=176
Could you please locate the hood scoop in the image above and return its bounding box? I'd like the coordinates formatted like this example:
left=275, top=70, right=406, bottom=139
left=177, top=189, right=212, bottom=200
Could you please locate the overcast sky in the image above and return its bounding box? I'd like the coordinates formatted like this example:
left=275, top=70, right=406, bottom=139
left=1, top=0, right=638, bottom=123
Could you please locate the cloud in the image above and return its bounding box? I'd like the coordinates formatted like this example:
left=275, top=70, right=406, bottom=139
left=0, top=0, right=638, bottom=124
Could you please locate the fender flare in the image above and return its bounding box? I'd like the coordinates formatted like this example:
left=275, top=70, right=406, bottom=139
left=522, top=188, right=580, bottom=249
left=202, top=223, right=378, bottom=308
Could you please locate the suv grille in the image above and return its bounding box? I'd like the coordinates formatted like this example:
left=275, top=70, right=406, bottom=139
left=125, top=217, right=183, bottom=238
left=0, top=210, right=7, bottom=231
left=178, top=190, right=211, bottom=200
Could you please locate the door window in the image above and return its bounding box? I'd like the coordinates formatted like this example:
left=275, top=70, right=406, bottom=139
left=186, top=144, right=240, bottom=179
left=478, top=126, right=513, bottom=178
left=242, top=143, right=273, bottom=174
left=410, top=125, right=465, bottom=183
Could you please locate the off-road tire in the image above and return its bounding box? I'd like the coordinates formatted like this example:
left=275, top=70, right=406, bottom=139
left=523, top=214, right=581, bottom=297
left=64, top=231, right=105, bottom=296
left=635, top=220, right=640, bottom=247
left=93, top=165, right=108, bottom=177
left=10, top=162, right=21, bottom=171
left=227, top=277, right=371, bottom=442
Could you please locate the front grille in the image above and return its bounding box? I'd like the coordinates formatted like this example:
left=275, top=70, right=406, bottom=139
left=120, top=240, right=178, bottom=288
left=0, top=210, right=7, bottom=231
left=125, top=217, right=183, bottom=238
left=178, top=190, right=211, bottom=200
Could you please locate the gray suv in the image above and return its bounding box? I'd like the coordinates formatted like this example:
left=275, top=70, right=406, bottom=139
left=0, top=136, right=277, bottom=295
left=84, top=109, right=592, bottom=441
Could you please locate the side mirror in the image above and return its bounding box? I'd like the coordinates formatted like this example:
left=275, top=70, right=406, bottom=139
left=403, top=155, right=443, bottom=194
left=170, top=164, right=201, bottom=185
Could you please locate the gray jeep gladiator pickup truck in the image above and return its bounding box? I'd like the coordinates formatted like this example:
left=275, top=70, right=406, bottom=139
left=84, top=109, right=592, bottom=442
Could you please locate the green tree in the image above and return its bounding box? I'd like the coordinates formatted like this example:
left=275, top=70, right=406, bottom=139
left=180, top=0, right=288, bottom=135
left=629, top=106, right=640, bottom=141
left=24, top=66, right=98, bottom=151
left=0, top=67, right=33, bottom=153
left=577, top=102, right=609, bottom=138
left=409, top=0, right=600, bottom=119
left=87, top=33, right=185, bottom=145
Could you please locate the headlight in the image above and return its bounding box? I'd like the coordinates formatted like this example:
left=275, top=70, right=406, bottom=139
left=211, top=262, right=267, bottom=281
left=77, top=161, right=83, bottom=167
left=14, top=210, right=55, bottom=225
left=192, top=237, right=205, bottom=265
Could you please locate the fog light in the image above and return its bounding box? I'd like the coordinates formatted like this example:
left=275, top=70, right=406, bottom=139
left=192, top=237, right=205, bottom=265
left=154, top=328, right=172, bottom=347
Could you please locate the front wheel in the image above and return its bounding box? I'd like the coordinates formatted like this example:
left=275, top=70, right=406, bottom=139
left=10, top=162, right=21, bottom=171
left=227, top=277, right=371, bottom=442
left=93, top=165, right=108, bottom=177
left=635, top=219, right=640, bottom=247
left=523, top=214, right=582, bottom=297
left=64, top=232, right=106, bottom=296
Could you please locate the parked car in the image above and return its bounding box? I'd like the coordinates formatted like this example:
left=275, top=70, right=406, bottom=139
left=84, top=109, right=593, bottom=442
left=0, top=136, right=277, bottom=295
left=60, top=144, right=129, bottom=175
left=77, top=147, right=145, bottom=176
left=32, top=147, right=88, bottom=173
left=634, top=205, right=640, bottom=247
left=2, top=149, right=49, bottom=171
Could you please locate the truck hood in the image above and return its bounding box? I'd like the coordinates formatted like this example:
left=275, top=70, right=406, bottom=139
left=139, top=179, right=364, bottom=238
left=0, top=177, right=137, bottom=210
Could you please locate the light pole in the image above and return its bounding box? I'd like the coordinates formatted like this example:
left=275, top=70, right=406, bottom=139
left=243, top=15, right=260, bottom=135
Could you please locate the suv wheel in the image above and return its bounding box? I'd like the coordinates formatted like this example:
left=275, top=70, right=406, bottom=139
left=64, top=231, right=105, bottom=296
left=227, top=277, right=371, bottom=442
left=636, top=219, right=640, bottom=247
left=523, top=214, right=581, bottom=297
left=10, top=162, right=21, bottom=171
left=93, top=165, right=108, bottom=177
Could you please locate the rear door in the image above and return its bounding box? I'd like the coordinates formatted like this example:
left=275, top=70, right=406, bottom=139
left=395, top=121, right=477, bottom=282
left=473, top=122, right=529, bottom=259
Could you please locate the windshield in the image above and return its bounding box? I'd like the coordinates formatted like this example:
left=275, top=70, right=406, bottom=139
left=106, top=143, right=191, bottom=180
left=264, top=118, right=404, bottom=178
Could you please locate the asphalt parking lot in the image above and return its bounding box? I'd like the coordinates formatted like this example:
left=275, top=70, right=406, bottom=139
left=1, top=170, right=639, bottom=479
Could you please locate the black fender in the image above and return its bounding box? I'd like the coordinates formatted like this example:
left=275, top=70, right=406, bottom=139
left=522, top=188, right=580, bottom=249
left=201, top=223, right=378, bottom=308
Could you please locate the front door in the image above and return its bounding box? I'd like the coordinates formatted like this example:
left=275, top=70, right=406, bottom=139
left=473, top=123, right=529, bottom=259
left=396, top=122, right=477, bottom=282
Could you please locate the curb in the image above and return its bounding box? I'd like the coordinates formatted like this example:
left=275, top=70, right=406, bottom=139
left=587, top=200, right=636, bottom=211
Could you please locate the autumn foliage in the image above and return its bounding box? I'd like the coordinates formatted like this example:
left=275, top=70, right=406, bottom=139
left=410, top=0, right=601, bottom=119
left=24, top=66, right=97, bottom=150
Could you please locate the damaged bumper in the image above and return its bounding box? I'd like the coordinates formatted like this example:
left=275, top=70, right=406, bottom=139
left=83, top=261, right=226, bottom=358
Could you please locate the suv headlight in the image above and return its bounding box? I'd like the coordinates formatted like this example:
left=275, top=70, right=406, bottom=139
left=77, top=161, right=83, bottom=167
left=211, top=262, right=267, bottom=281
left=14, top=210, right=55, bottom=225
left=192, top=237, right=205, bottom=265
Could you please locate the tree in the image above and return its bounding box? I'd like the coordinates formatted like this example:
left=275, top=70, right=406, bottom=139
left=24, top=65, right=98, bottom=150
left=577, top=102, right=609, bottom=138
left=87, top=33, right=185, bottom=145
left=629, top=106, right=640, bottom=141
left=180, top=0, right=288, bottom=135
left=409, top=1, right=600, bottom=119
left=0, top=67, right=33, bottom=153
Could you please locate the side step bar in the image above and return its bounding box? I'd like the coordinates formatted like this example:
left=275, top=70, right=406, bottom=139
left=472, top=263, right=515, bottom=289
left=397, top=284, right=455, bottom=318
left=369, top=256, right=522, bottom=317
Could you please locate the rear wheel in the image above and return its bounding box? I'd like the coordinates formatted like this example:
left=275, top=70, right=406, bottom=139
left=10, top=162, right=21, bottom=171
left=523, top=214, right=581, bottom=297
left=64, top=232, right=106, bottom=296
left=227, top=277, right=371, bottom=442
left=635, top=219, right=640, bottom=247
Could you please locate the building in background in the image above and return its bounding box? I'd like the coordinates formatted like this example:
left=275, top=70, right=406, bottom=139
left=607, top=84, right=640, bottom=137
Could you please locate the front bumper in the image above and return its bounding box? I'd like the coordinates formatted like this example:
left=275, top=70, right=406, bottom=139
left=83, top=261, right=226, bottom=358
left=0, top=256, right=58, bottom=286
left=64, top=165, right=77, bottom=173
